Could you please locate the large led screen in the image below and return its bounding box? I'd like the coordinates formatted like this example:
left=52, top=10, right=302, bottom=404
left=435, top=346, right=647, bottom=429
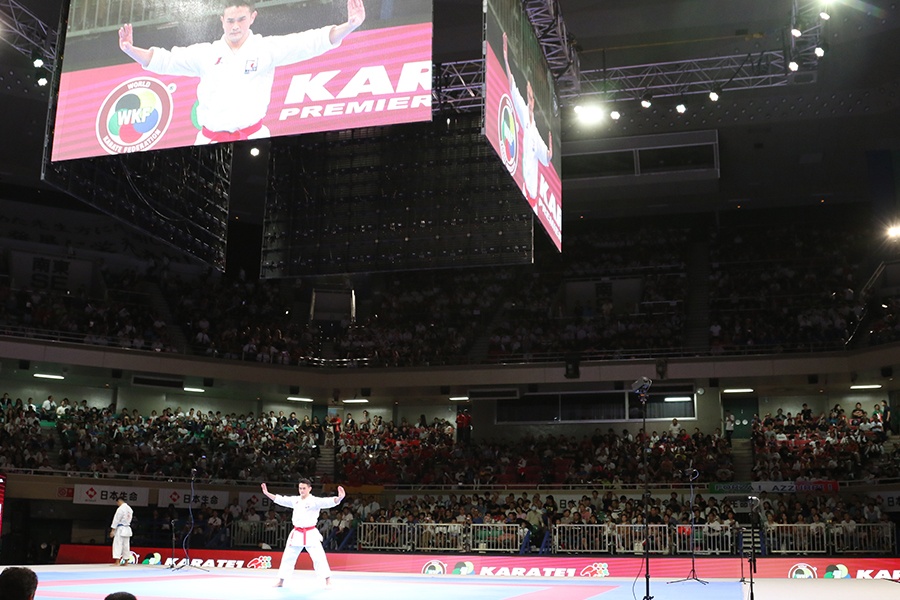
left=484, top=0, right=561, bottom=251
left=51, top=0, right=433, bottom=161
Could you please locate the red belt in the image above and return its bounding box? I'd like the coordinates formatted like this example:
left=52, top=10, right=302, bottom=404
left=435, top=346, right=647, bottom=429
left=202, top=120, right=263, bottom=143
left=293, top=525, right=317, bottom=545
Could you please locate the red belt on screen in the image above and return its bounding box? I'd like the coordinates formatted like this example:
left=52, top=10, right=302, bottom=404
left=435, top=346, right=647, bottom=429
left=201, top=121, right=263, bottom=143
left=293, top=525, right=317, bottom=545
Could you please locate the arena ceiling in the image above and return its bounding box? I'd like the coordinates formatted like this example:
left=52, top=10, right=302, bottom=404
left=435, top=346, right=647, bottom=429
left=0, top=1, right=898, bottom=220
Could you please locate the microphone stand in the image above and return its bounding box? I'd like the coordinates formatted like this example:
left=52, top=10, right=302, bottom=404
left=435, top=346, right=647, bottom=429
left=746, top=497, right=759, bottom=600
left=174, top=469, right=208, bottom=572
left=633, top=378, right=654, bottom=600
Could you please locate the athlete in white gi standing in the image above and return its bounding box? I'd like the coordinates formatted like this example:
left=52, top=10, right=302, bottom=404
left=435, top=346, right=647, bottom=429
left=502, top=31, right=552, bottom=203
left=117, top=0, right=366, bottom=143
left=110, top=498, right=134, bottom=566
left=261, top=478, right=345, bottom=588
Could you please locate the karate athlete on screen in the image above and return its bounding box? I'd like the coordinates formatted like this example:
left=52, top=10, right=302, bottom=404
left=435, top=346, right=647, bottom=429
left=261, top=479, right=346, bottom=588
left=502, top=31, right=552, bottom=202
left=117, top=0, right=366, bottom=143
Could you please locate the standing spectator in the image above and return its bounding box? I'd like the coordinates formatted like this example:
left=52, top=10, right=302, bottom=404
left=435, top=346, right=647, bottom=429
left=724, top=411, right=736, bottom=446
left=456, top=409, right=472, bottom=444
left=882, top=400, right=894, bottom=435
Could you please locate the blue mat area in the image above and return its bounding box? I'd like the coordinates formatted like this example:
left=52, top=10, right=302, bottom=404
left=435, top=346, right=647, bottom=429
left=31, top=567, right=744, bottom=600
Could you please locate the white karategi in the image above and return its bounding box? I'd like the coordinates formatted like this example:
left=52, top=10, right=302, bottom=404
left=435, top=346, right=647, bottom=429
left=272, top=492, right=343, bottom=581
left=508, top=71, right=551, bottom=202
left=144, top=26, right=339, bottom=137
left=111, top=501, right=134, bottom=561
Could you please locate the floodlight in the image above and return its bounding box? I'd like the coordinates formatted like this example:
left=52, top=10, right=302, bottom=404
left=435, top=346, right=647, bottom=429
left=610, top=110, right=621, bottom=120
left=640, top=93, right=652, bottom=108
left=676, top=103, right=686, bottom=114
left=789, top=61, right=799, bottom=71
left=791, top=27, right=802, bottom=38
left=709, top=90, right=719, bottom=102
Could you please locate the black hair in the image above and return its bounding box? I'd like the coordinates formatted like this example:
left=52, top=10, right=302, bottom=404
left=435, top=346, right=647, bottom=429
left=0, top=567, right=39, bottom=600
left=105, top=594, right=138, bottom=600
left=224, top=1, right=256, bottom=11
left=298, top=477, right=313, bottom=487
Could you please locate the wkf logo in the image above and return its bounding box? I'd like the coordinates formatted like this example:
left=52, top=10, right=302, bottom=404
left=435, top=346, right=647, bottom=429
left=497, top=94, right=518, bottom=175
left=96, top=77, right=173, bottom=155
left=245, top=59, right=258, bottom=74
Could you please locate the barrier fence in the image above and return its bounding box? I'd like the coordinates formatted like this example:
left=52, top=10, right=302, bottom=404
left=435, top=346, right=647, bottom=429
left=226, top=522, right=895, bottom=556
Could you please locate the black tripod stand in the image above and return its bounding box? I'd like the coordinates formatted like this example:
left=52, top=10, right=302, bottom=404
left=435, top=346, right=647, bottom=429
left=668, top=465, right=707, bottom=586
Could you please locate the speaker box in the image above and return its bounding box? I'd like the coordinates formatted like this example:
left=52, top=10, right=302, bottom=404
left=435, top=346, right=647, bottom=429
left=527, top=383, right=538, bottom=393
left=361, top=387, right=371, bottom=397
left=440, top=385, right=450, bottom=395
left=709, top=378, right=719, bottom=388
left=111, top=369, right=123, bottom=379
left=808, top=374, right=818, bottom=385
left=290, top=385, right=300, bottom=395
left=203, top=378, right=214, bottom=388
left=614, top=381, right=624, bottom=390
left=19, top=360, right=30, bottom=371
left=882, top=367, right=893, bottom=378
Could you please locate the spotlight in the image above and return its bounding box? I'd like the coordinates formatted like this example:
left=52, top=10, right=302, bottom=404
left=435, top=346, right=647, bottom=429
left=640, top=92, right=652, bottom=108
left=37, top=77, right=48, bottom=87
left=250, top=147, right=260, bottom=157
left=676, top=103, right=686, bottom=114
left=788, top=61, right=799, bottom=71
left=709, top=90, right=719, bottom=102
left=888, top=226, right=900, bottom=237
left=820, top=10, right=830, bottom=20
left=609, top=110, right=621, bottom=120
left=33, top=58, right=44, bottom=68
left=791, top=27, right=802, bottom=38
left=574, top=104, right=604, bottom=123
left=815, top=46, right=824, bottom=57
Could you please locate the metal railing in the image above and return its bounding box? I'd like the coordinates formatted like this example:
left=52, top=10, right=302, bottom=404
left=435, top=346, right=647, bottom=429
left=128, top=518, right=895, bottom=557
left=828, top=523, right=895, bottom=554
left=554, top=524, right=611, bottom=554
left=765, top=523, right=895, bottom=555
left=228, top=520, right=293, bottom=548
left=470, top=524, right=527, bottom=553
left=612, top=524, right=671, bottom=555
left=356, top=522, right=410, bottom=552
left=673, top=524, right=735, bottom=555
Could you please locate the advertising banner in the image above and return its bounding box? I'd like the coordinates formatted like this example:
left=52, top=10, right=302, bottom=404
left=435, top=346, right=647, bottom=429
left=867, top=490, right=900, bottom=512
left=157, top=487, right=227, bottom=509
left=709, top=481, right=840, bottom=494
left=57, top=545, right=900, bottom=580
left=238, top=490, right=282, bottom=513
left=52, top=0, right=433, bottom=161
left=72, top=484, right=150, bottom=507
left=9, top=251, right=95, bottom=294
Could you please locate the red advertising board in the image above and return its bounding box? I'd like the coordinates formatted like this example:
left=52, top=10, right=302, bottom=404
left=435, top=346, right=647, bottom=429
left=57, top=545, right=900, bottom=580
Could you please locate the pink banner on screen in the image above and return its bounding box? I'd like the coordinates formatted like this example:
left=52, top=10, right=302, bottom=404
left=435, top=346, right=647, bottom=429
left=484, top=42, right=562, bottom=251
left=51, top=24, right=432, bottom=162
left=57, top=545, right=900, bottom=580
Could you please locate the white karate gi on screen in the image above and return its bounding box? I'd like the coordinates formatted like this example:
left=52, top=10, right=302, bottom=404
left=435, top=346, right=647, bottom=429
left=145, top=27, right=339, bottom=139
left=508, top=67, right=551, bottom=202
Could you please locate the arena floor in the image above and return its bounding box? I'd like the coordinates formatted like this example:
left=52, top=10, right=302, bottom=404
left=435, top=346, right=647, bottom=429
left=14, top=564, right=899, bottom=600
